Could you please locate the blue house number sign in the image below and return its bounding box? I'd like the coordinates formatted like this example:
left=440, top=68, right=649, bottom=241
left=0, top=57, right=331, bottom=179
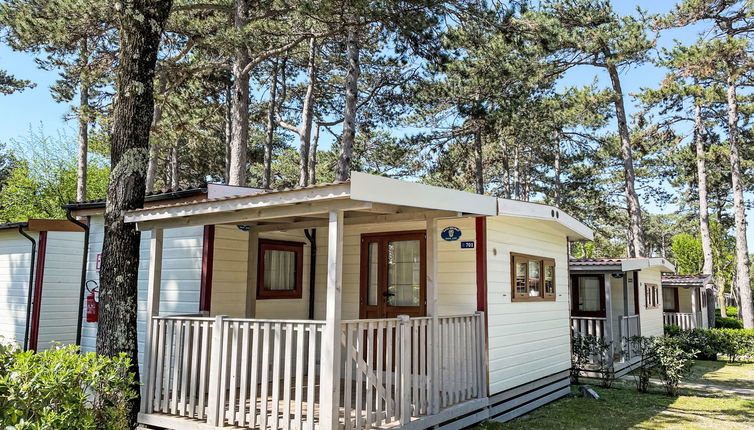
left=441, top=226, right=462, bottom=241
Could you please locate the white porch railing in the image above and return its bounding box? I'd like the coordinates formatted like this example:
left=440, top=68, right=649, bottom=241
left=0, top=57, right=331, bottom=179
left=340, top=313, right=486, bottom=429
left=570, top=317, right=607, bottom=341
left=618, top=314, right=640, bottom=361
left=664, top=312, right=697, bottom=330
left=145, top=315, right=324, bottom=429
left=144, top=313, right=486, bottom=430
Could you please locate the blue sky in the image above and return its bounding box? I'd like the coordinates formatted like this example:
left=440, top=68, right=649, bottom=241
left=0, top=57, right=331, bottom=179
left=0, top=1, right=752, bottom=248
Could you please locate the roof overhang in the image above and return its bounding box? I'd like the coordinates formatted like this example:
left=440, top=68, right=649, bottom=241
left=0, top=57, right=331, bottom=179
left=123, top=173, right=594, bottom=239
left=662, top=274, right=713, bottom=288
left=570, top=258, right=675, bottom=273
left=497, top=199, right=593, bottom=241
left=0, top=219, right=85, bottom=232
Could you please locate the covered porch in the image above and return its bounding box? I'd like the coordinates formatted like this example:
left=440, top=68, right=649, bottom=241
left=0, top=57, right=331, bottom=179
left=126, top=173, right=494, bottom=430
left=662, top=275, right=711, bottom=330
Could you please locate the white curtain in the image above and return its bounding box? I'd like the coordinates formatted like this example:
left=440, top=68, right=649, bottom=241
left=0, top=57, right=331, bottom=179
left=387, top=240, right=420, bottom=306
left=264, top=249, right=296, bottom=291
left=579, top=277, right=601, bottom=311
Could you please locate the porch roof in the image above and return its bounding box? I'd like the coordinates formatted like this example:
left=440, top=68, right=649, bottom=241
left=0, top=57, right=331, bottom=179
left=569, top=257, right=675, bottom=273
left=122, top=172, right=593, bottom=240
left=662, top=274, right=712, bottom=288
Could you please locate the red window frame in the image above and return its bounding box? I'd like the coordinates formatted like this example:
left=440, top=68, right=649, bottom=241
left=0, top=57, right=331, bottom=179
left=256, top=239, right=304, bottom=300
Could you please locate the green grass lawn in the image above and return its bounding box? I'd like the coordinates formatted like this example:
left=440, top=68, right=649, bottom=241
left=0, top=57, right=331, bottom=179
left=684, top=359, right=754, bottom=390
left=476, top=360, right=754, bottom=429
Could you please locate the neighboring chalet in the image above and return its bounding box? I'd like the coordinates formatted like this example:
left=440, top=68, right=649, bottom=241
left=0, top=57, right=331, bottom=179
left=67, top=172, right=593, bottom=430
left=661, top=274, right=712, bottom=329
left=0, top=219, right=85, bottom=351
left=569, top=257, right=675, bottom=376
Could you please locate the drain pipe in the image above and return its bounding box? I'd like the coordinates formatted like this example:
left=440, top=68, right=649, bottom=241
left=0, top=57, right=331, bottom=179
left=304, top=229, right=317, bottom=319
left=66, top=209, right=90, bottom=347
left=18, top=225, right=36, bottom=351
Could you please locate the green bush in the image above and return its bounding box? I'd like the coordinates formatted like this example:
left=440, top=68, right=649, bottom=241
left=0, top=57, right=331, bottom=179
left=715, top=307, right=739, bottom=318
left=715, top=316, right=744, bottom=329
left=654, top=336, right=696, bottom=396
left=570, top=334, right=617, bottom=387
left=664, top=325, right=682, bottom=337
left=628, top=335, right=657, bottom=393
left=668, top=327, right=754, bottom=362
left=0, top=343, right=136, bottom=429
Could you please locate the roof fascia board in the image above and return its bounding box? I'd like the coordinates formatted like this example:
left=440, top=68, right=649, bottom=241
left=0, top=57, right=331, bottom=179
left=621, top=258, right=675, bottom=272
left=349, top=172, right=497, bottom=216
left=569, top=265, right=623, bottom=272
left=497, top=199, right=594, bottom=241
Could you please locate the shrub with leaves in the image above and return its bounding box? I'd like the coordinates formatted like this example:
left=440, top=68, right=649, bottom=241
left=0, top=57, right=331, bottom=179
left=628, top=335, right=657, bottom=393
left=0, top=344, right=135, bottom=429
left=653, top=336, right=696, bottom=396
left=571, top=334, right=596, bottom=384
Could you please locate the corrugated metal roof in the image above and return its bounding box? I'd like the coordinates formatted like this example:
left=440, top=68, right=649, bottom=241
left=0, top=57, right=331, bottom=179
left=126, top=180, right=350, bottom=214
left=62, top=187, right=209, bottom=210
left=662, top=274, right=712, bottom=286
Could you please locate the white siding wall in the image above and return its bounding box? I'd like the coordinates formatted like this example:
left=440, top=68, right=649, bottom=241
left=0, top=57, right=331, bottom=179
left=36, top=231, right=84, bottom=350
left=638, top=267, right=664, bottom=337
left=80, top=216, right=203, bottom=370
left=485, top=216, right=571, bottom=395
left=312, top=218, right=478, bottom=320
left=0, top=230, right=38, bottom=345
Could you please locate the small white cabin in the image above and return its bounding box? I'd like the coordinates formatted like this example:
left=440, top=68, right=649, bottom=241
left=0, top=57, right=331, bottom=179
left=661, top=274, right=711, bottom=330
left=101, top=172, right=593, bottom=430
left=569, top=257, right=675, bottom=376
left=0, top=219, right=85, bottom=351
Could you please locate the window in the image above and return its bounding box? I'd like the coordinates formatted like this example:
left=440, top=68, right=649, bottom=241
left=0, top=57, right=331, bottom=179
left=663, top=287, right=678, bottom=312
left=257, top=239, right=304, bottom=299
left=645, top=283, right=659, bottom=309
left=571, top=275, right=605, bottom=316
left=511, top=253, right=556, bottom=302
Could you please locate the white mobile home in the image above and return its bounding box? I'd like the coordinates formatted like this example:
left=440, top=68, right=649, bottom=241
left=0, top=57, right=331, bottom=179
left=661, top=274, right=711, bottom=329
left=0, top=219, right=85, bottom=351
left=113, top=172, right=592, bottom=430
left=569, top=257, right=675, bottom=376
left=64, top=187, right=210, bottom=366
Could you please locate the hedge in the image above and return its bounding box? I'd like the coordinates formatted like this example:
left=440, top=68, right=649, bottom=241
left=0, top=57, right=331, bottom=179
left=664, top=326, right=754, bottom=362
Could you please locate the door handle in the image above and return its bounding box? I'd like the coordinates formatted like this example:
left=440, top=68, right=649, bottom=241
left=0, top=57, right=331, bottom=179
left=383, top=292, right=395, bottom=297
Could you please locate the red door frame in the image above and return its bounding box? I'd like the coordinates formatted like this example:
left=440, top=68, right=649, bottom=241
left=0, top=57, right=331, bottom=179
left=28, top=231, right=48, bottom=351
left=199, top=225, right=215, bottom=313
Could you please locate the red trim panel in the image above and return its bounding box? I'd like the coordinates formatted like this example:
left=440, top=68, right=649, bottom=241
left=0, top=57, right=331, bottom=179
left=29, top=231, right=48, bottom=351
left=199, top=225, right=215, bottom=312
left=475, top=217, right=488, bottom=312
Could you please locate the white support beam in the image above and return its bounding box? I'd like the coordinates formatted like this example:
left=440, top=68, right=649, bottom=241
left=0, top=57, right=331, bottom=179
left=133, top=200, right=371, bottom=231
left=426, top=215, right=440, bottom=414
left=246, top=228, right=258, bottom=318
left=141, top=228, right=163, bottom=413
left=319, top=210, right=343, bottom=430
left=603, top=273, right=614, bottom=361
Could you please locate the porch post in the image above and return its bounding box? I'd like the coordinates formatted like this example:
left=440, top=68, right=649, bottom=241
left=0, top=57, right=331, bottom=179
left=246, top=228, right=258, bottom=317
left=690, top=287, right=698, bottom=328
left=320, top=209, right=344, bottom=430
left=603, top=274, right=614, bottom=363
left=141, top=228, right=163, bottom=413
left=426, top=215, right=440, bottom=414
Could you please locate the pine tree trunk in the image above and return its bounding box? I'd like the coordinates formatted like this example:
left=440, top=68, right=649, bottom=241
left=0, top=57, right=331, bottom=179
left=224, top=83, right=232, bottom=183
left=726, top=79, right=753, bottom=328
left=336, top=25, right=360, bottom=182
left=694, top=102, right=716, bottom=324
left=474, top=127, right=483, bottom=194
left=169, top=144, right=178, bottom=190
left=298, top=37, right=316, bottom=187
left=607, top=64, right=645, bottom=257
left=513, top=145, right=520, bottom=199
left=263, top=60, right=278, bottom=189
left=228, top=0, right=249, bottom=186
left=97, top=0, right=171, bottom=426
left=145, top=76, right=165, bottom=193
left=695, top=103, right=714, bottom=277
left=553, top=131, right=561, bottom=207
left=77, top=70, right=89, bottom=202
left=309, top=123, right=319, bottom=184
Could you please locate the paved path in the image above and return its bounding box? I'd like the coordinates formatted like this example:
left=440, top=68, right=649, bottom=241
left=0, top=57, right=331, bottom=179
left=619, top=375, right=754, bottom=396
